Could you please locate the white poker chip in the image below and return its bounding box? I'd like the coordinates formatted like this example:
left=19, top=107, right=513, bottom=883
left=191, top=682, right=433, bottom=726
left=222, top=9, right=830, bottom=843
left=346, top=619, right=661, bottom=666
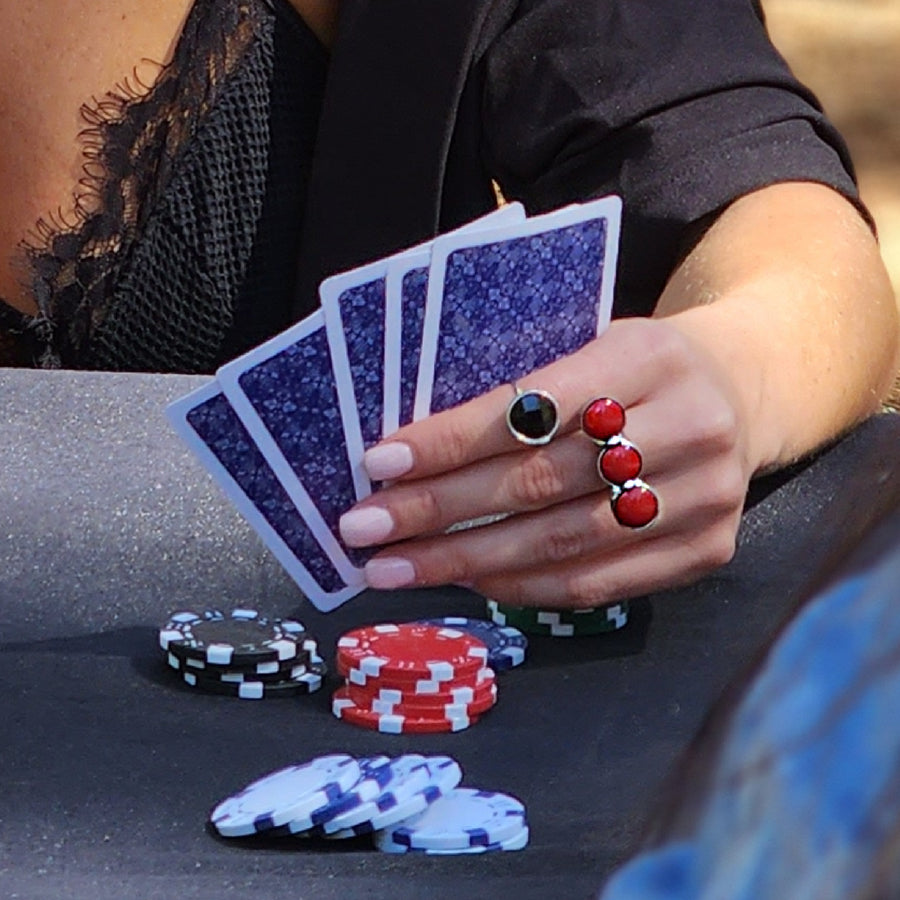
left=325, top=755, right=463, bottom=838
left=278, top=755, right=394, bottom=835
left=378, top=787, right=527, bottom=851
left=376, top=824, right=530, bottom=855
left=210, top=754, right=360, bottom=837
left=318, top=754, right=431, bottom=835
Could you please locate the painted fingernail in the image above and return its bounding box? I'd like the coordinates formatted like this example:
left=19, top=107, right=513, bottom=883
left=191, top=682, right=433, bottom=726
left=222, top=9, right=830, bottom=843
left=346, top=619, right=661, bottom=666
left=364, top=557, right=416, bottom=590
left=364, top=442, right=413, bottom=480
left=339, top=506, right=394, bottom=547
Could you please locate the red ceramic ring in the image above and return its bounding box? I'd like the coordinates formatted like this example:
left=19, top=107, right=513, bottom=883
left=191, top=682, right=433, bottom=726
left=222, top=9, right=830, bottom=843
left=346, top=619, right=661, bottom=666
left=581, top=397, right=626, bottom=444
left=610, top=479, right=659, bottom=529
left=597, top=436, right=643, bottom=486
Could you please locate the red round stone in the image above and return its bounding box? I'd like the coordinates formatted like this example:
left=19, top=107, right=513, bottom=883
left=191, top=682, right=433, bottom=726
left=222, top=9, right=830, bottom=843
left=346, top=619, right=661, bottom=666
left=581, top=398, right=626, bottom=442
left=598, top=443, right=642, bottom=485
left=612, top=483, right=659, bottom=528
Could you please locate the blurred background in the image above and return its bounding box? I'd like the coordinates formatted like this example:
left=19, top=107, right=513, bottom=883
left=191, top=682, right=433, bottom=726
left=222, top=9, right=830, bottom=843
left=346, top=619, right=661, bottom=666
left=764, top=0, right=900, bottom=402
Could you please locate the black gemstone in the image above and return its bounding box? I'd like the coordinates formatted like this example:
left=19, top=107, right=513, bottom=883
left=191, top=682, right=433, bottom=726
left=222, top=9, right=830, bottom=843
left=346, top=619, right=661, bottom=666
left=508, top=391, right=558, bottom=443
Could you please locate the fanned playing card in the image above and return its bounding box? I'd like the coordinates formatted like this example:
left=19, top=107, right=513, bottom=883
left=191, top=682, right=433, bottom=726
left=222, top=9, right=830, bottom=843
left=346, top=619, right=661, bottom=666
left=415, top=196, right=621, bottom=419
left=216, top=309, right=371, bottom=586
left=382, top=203, right=526, bottom=437
left=166, top=380, right=364, bottom=611
left=167, top=198, right=622, bottom=613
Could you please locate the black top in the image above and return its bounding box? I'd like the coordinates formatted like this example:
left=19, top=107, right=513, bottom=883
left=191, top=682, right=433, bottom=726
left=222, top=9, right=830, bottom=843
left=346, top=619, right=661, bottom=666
left=0, top=0, right=862, bottom=372
left=0, top=0, right=326, bottom=372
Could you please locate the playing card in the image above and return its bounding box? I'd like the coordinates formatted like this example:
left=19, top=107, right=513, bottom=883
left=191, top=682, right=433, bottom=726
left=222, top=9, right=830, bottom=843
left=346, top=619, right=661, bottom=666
left=320, top=260, right=393, bottom=501
left=382, top=203, right=527, bottom=436
left=414, top=196, right=622, bottom=419
left=165, top=380, right=364, bottom=612
left=216, top=309, right=371, bottom=584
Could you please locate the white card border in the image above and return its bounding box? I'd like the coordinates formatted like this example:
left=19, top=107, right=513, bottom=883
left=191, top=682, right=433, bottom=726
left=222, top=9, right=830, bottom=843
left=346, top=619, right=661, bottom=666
left=165, top=378, right=363, bottom=612
left=413, top=195, right=623, bottom=421
left=215, top=309, right=364, bottom=589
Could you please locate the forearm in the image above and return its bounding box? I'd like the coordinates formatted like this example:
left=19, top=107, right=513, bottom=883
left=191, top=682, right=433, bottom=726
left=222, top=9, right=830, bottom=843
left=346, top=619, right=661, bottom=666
left=655, top=182, right=900, bottom=474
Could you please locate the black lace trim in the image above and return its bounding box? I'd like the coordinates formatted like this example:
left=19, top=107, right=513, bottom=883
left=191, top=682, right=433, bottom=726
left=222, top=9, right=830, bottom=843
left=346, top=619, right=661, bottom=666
left=0, top=0, right=278, bottom=369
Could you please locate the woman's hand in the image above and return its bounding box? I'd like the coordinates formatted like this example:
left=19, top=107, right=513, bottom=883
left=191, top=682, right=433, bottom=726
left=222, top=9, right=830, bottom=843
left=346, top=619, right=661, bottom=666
left=339, top=315, right=754, bottom=607
left=338, top=182, right=898, bottom=607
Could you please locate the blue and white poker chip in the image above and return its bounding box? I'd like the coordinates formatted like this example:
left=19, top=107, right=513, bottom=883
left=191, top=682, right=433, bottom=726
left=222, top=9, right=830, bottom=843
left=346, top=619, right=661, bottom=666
left=275, top=755, right=394, bottom=835
left=325, top=755, right=463, bottom=838
left=377, top=787, right=528, bottom=851
left=416, top=617, right=527, bottom=671
left=376, top=824, right=530, bottom=854
left=210, top=754, right=360, bottom=837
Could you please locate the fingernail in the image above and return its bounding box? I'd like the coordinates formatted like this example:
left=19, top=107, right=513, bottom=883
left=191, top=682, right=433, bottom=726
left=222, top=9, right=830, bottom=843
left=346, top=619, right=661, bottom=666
left=364, top=442, right=413, bottom=480
left=364, top=557, right=416, bottom=590
left=339, top=506, right=394, bottom=547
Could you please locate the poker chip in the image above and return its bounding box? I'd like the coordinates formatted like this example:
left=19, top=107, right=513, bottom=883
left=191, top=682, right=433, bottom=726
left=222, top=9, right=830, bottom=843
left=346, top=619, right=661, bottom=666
left=166, top=654, right=321, bottom=683
left=210, top=753, right=527, bottom=857
left=376, top=787, right=528, bottom=852
left=487, top=598, right=629, bottom=636
left=346, top=670, right=496, bottom=713
left=366, top=682, right=498, bottom=719
left=160, top=608, right=310, bottom=666
left=274, top=755, right=395, bottom=835
left=375, top=824, right=530, bottom=855
left=316, top=755, right=464, bottom=839
left=332, top=623, right=497, bottom=734
left=337, top=623, right=488, bottom=680
left=210, top=754, right=361, bottom=837
left=338, top=658, right=492, bottom=691
left=332, top=686, right=482, bottom=733
left=158, top=608, right=326, bottom=699
left=181, top=659, right=326, bottom=699
left=415, top=616, right=527, bottom=671
left=332, top=756, right=463, bottom=838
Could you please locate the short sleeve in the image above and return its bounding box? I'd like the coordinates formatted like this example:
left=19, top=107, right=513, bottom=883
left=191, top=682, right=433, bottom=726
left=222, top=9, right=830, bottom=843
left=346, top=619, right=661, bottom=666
left=481, top=0, right=863, bottom=315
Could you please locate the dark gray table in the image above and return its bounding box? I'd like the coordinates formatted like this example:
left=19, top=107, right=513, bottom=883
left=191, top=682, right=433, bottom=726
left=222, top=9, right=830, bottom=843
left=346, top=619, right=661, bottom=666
left=1, top=368, right=898, bottom=900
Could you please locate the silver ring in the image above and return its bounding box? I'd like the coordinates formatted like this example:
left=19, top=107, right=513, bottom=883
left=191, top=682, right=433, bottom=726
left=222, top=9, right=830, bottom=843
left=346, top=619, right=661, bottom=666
left=505, top=383, right=560, bottom=446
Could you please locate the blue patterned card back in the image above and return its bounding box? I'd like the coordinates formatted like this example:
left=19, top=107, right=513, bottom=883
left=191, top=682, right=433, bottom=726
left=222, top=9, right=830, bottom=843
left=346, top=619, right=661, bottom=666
left=221, top=321, right=374, bottom=570
left=337, top=278, right=387, bottom=452
left=165, top=379, right=364, bottom=611
left=184, top=391, right=349, bottom=594
left=424, top=202, right=620, bottom=416
left=398, top=267, right=428, bottom=428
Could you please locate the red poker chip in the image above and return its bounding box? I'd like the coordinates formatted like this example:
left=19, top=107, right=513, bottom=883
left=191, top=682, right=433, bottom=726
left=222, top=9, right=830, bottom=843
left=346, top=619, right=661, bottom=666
left=336, top=623, right=488, bottom=681
left=337, top=657, right=495, bottom=690
left=368, top=683, right=498, bottom=719
left=331, top=686, right=480, bottom=734
left=345, top=670, right=497, bottom=712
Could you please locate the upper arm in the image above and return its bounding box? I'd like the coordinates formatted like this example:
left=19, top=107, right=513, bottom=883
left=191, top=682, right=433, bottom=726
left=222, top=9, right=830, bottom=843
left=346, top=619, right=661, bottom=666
left=0, top=1, right=191, bottom=312
left=479, top=0, right=861, bottom=317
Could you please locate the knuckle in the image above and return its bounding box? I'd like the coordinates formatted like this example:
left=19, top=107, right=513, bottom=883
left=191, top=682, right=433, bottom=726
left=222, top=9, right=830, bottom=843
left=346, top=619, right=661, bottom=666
left=693, top=400, right=740, bottom=452
left=431, top=417, right=475, bottom=470
left=393, top=483, right=444, bottom=533
left=698, top=523, right=738, bottom=570
left=562, top=573, right=615, bottom=609
left=424, top=544, right=475, bottom=586
left=703, top=462, right=748, bottom=514
left=542, top=525, right=588, bottom=564
left=504, top=452, right=568, bottom=508
left=644, top=322, right=692, bottom=376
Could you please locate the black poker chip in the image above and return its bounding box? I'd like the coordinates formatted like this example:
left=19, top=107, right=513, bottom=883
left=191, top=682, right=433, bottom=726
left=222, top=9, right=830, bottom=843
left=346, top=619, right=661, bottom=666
left=159, top=609, right=310, bottom=667
left=165, top=653, right=322, bottom=684
left=180, top=659, right=328, bottom=699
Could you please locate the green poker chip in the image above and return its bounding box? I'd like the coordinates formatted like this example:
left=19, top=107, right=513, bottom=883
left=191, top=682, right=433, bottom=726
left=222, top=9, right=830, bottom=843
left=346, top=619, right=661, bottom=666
left=485, top=599, right=629, bottom=637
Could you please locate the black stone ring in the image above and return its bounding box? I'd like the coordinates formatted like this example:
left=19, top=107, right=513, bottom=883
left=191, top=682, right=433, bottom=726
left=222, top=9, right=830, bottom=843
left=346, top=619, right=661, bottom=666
left=505, top=383, right=560, bottom=446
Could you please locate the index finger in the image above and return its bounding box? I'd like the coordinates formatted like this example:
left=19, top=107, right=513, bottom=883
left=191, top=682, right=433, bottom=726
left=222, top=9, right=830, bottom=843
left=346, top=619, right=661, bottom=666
left=362, top=328, right=655, bottom=482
